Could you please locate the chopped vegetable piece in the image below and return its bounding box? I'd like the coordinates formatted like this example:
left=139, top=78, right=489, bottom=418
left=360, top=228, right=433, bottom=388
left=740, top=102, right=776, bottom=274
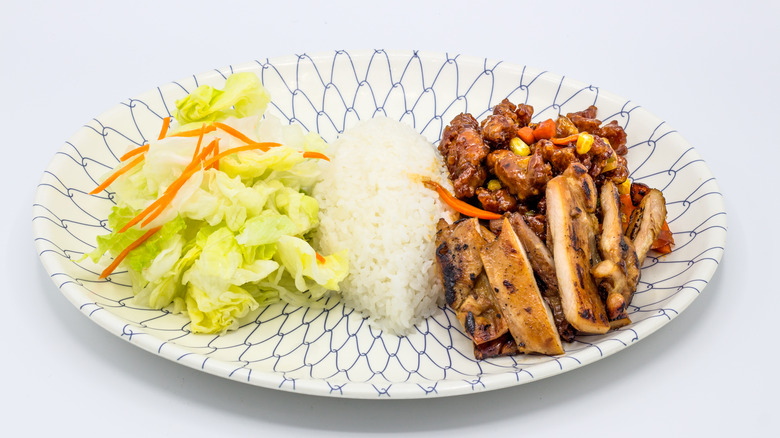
left=170, top=124, right=217, bottom=138
left=158, top=117, right=171, bottom=140
left=302, top=151, right=331, bottom=161
left=532, top=119, right=556, bottom=140
left=602, top=152, right=618, bottom=172
left=618, top=177, right=632, bottom=195
left=551, top=134, right=580, bottom=146
left=423, top=180, right=502, bottom=220
left=576, top=132, right=594, bottom=154
left=213, top=121, right=255, bottom=145
left=120, top=144, right=149, bottom=162
left=89, top=155, right=145, bottom=195
left=509, top=137, right=530, bottom=156
left=487, top=179, right=502, bottom=191
left=98, top=226, right=162, bottom=279
left=518, top=126, right=535, bottom=144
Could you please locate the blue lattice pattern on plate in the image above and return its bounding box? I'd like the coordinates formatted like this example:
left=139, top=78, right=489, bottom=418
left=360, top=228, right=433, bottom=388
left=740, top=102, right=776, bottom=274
left=32, top=50, right=727, bottom=398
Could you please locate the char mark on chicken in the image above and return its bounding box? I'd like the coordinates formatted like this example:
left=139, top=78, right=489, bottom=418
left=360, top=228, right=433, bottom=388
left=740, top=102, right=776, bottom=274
left=434, top=218, right=508, bottom=346
left=546, top=164, right=610, bottom=334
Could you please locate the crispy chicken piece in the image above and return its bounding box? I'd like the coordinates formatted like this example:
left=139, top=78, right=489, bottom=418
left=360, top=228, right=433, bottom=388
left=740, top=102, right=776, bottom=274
left=434, top=218, right=508, bottom=345
left=505, top=213, right=576, bottom=342
left=476, top=186, right=517, bottom=213
left=487, top=148, right=552, bottom=202
left=479, top=218, right=564, bottom=355
left=546, top=165, right=610, bottom=334
left=592, top=181, right=641, bottom=324
left=439, top=114, right=490, bottom=199
left=515, top=103, right=534, bottom=127
left=481, top=99, right=521, bottom=146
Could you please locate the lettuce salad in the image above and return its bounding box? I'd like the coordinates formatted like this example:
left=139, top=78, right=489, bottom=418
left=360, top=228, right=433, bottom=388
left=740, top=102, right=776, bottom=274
left=88, top=73, right=348, bottom=333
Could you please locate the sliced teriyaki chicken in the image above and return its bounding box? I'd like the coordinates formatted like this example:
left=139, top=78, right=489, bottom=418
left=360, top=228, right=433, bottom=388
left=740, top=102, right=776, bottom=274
left=434, top=218, right=509, bottom=345
left=592, top=180, right=641, bottom=326
left=504, top=213, right=576, bottom=342
left=546, top=164, right=611, bottom=334
left=473, top=332, right=519, bottom=360
left=625, top=188, right=668, bottom=265
left=479, top=218, right=564, bottom=355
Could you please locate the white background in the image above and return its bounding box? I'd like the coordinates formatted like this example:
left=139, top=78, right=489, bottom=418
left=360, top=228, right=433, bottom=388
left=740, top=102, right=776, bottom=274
left=3, top=1, right=777, bottom=436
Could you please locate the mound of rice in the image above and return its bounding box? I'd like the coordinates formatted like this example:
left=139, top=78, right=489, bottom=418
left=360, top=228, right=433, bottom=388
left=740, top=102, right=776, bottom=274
left=313, top=117, right=454, bottom=336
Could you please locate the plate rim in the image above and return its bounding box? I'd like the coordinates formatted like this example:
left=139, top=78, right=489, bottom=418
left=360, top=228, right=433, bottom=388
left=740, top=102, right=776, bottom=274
left=32, top=49, right=728, bottom=399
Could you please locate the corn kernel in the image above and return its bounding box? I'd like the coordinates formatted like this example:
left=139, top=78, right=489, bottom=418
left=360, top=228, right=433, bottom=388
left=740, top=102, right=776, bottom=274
left=618, top=177, right=631, bottom=195
left=487, top=179, right=502, bottom=191
left=576, top=132, right=593, bottom=154
left=509, top=137, right=531, bottom=156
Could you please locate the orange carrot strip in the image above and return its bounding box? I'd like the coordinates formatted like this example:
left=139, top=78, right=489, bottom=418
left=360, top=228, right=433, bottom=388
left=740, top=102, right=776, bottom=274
left=302, top=151, right=330, bottom=161
left=316, top=252, right=326, bottom=264
left=208, top=140, right=220, bottom=171
left=140, top=192, right=179, bottom=228
left=518, top=126, right=535, bottom=145
left=423, top=180, right=502, bottom=220
left=213, top=121, right=255, bottom=145
left=158, top=117, right=171, bottom=140
left=120, top=195, right=171, bottom=232
left=199, top=142, right=282, bottom=170
left=191, top=124, right=209, bottom=161
left=90, top=155, right=145, bottom=195
left=120, top=144, right=149, bottom=161
left=169, top=124, right=216, bottom=137
left=551, top=134, right=580, bottom=145
left=121, top=141, right=280, bottom=233
left=533, top=119, right=556, bottom=141
left=99, top=226, right=162, bottom=279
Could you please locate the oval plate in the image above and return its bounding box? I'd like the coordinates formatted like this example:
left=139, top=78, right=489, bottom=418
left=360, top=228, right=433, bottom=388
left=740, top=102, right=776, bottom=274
left=32, top=50, right=727, bottom=399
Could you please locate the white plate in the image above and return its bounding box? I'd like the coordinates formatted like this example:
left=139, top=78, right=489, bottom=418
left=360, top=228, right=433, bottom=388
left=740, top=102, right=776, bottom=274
left=32, top=50, right=727, bottom=399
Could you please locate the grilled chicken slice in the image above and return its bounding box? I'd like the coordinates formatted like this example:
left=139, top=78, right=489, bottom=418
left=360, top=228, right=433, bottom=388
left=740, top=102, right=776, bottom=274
left=625, top=188, right=667, bottom=265
left=459, top=272, right=510, bottom=343
left=546, top=166, right=611, bottom=334
left=505, top=213, right=576, bottom=342
left=435, top=218, right=508, bottom=345
left=479, top=218, right=564, bottom=355
left=592, top=181, right=641, bottom=323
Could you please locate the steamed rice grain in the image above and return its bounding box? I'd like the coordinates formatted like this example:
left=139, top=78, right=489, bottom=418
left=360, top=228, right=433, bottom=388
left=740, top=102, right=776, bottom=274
left=313, top=117, right=453, bottom=335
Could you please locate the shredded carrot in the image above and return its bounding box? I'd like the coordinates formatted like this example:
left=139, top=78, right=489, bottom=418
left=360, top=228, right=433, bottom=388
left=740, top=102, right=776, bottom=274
left=99, top=226, right=162, bottom=279
left=316, top=252, right=326, bottom=264
left=170, top=124, right=216, bottom=138
left=120, top=144, right=149, bottom=162
left=158, top=117, right=171, bottom=140
left=208, top=140, right=220, bottom=171
left=551, top=133, right=580, bottom=145
left=191, top=125, right=205, bottom=161
left=302, top=151, right=330, bottom=161
left=213, top=121, right=255, bottom=145
left=423, top=180, right=502, bottom=220
left=518, top=126, right=535, bottom=145
left=200, top=143, right=282, bottom=169
left=532, top=119, right=556, bottom=141
left=122, top=141, right=280, bottom=232
left=90, top=155, right=145, bottom=195
left=185, top=139, right=219, bottom=173
left=126, top=141, right=220, bottom=231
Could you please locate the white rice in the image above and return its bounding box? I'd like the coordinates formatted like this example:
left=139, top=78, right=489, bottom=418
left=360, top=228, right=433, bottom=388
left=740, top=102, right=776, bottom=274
left=312, top=117, right=454, bottom=336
